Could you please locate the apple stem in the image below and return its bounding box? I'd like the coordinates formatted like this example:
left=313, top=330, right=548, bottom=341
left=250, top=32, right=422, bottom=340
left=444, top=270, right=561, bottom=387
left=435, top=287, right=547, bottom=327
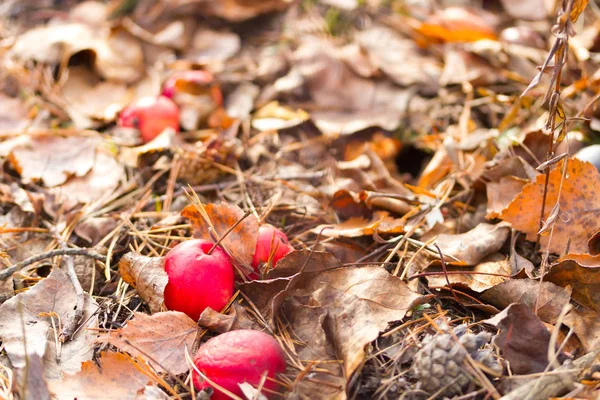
left=207, top=211, right=253, bottom=255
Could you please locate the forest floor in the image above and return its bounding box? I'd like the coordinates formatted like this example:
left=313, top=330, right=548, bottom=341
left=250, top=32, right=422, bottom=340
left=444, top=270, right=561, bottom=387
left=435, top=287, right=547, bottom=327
left=0, top=0, right=600, bottom=399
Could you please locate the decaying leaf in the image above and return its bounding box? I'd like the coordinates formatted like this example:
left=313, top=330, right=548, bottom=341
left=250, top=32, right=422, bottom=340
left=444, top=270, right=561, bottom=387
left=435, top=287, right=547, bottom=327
left=197, top=302, right=261, bottom=333
left=47, top=352, right=165, bottom=400
left=0, top=268, right=98, bottom=380
left=486, top=303, right=564, bottom=374
left=181, top=202, right=259, bottom=268
left=499, top=158, right=600, bottom=254
left=435, top=223, right=510, bottom=265
left=9, top=21, right=144, bottom=83
left=485, top=176, right=529, bottom=219
left=545, top=253, right=600, bottom=313
left=118, top=253, right=168, bottom=313
left=7, top=135, right=98, bottom=187
left=197, top=0, right=291, bottom=22
left=564, top=306, right=600, bottom=353
left=99, top=311, right=198, bottom=374
left=415, top=7, right=498, bottom=43
left=311, top=211, right=404, bottom=238
left=418, top=253, right=510, bottom=292
left=481, top=279, right=571, bottom=324
left=53, top=150, right=125, bottom=205
left=242, top=262, right=423, bottom=398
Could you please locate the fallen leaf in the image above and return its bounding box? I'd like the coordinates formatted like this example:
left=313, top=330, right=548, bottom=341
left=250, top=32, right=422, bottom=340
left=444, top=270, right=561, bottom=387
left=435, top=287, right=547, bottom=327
left=0, top=94, right=32, bottom=134
left=481, top=279, right=572, bottom=324
left=499, top=158, right=600, bottom=254
left=311, top=211, right=404, bottom=238
left=74, top=217, right=119, bottom=246
left=187, top=28, right=241, bottom=64
left=0, top=268, right=98, bottom=380
left=61, top=66, right=130, bottom=128
left=416, top=7, right=498, bottom=43
left=486, top=176, right=529, bottom=218
left=545, top=253, right=600, bottom=313
left=9, top=22, right=143, bottom=84
left=436, top=223, right=510, bottom=265
left=118, top=253, right=168, bottom=313
left=14, top=354, right=51, bottom=400
left=564, top=307, right=600, bottom=353
left=99, top=311, right=198, bottom=374
left=500, top=0, right=548, bottom=20
left=356, top=26, right=441, bottom=88
left=419, top=253, right=510, bottom=292
left=196, top=0, right=291, bottom=22
left=242, top=263, right=422, bottom=398
left=53, top=150, right=125, bottom=205
left=181, top=202, right=259, bottom=268
left=197, top=302, right=260, bottom=333
left=8, top=135, right=98, bottom=187
left=47, top=352, right=164, bottom=400
left=486, top=303, right=565, bottom=374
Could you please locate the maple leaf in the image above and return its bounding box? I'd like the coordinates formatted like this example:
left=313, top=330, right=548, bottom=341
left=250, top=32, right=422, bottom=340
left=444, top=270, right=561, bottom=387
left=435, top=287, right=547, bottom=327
left=499, top=158, right=600, bottom=254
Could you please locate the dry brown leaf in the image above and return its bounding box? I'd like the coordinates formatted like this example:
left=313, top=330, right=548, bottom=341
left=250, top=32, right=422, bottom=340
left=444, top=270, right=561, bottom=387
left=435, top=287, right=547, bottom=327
left=418, top=253, right=510, bottom=292
left=564, top=307, right=600, bottom=353
left=311, top=211, right=404, bottom=238
left=9, top=22, right=143, bottom=84
left=439, top=48, right=499, bottom=86
left=48, top=352, right=165, bottom=400
left=196, top=0, right=290, bottom=21
left=486, top=303, right=565, bottom=374
left=118, top=253, right=167, bottom=313
left=436, top=223, right=511, bottom=265
left=416, top=7, right=498, bottom=43
left=187, top=28, right=241, bottom=64
left=0, top=94, right=32, bottom=134
left=545, top=253, right=600, bottom=313
left=14, top=354, right=51, bottom=400
left=418, top=148, right=452, bottom=189
left=499, top=158, right=600, bottom=254
left=53, top=150, right=125, bottom=205
left=61, top=66, right=130, bottom=129
left=500, top=0, right=548, bottom=20
left=0, top=268, right=97, bottom=380
left=242, top=263, right=422, bottom=398
left=181, top=202, right=259, bottom=268
left=99, top=311, right=197, bottom=374
left=356, top=26, right=441, bottom=88
left=486, top=176, right=529, bottom=219
left=8, top=135, right=98, bottom=187
left=197, top=302, right=261, bottom=333
left=481, top=279, right=572, bottom=324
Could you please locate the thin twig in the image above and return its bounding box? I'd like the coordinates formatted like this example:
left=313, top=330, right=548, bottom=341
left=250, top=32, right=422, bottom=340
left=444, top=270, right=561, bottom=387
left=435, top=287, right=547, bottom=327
left=0, top=248, right=106, bottom=281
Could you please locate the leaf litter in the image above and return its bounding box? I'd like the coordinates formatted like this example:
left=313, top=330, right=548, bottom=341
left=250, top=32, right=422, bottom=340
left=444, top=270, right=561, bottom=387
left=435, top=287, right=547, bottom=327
left=1, top=0, right=600, bottom=399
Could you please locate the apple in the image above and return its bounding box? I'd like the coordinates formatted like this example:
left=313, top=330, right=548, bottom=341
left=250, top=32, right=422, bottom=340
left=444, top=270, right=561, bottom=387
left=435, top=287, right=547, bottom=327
left=161, top=70, right=223, bottom=106
left=193, top=329, right=287, bottom=399
left=251, top=225, right=293, bottom=274
left=117, top=96, right=180, bottom=143
left=163, top=239, right=234, bottom=321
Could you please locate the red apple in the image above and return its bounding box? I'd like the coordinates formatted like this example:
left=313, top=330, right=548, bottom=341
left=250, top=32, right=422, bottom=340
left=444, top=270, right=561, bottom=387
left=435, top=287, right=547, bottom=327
left=193, top=330, right=286, bottom=399
left=161, top=70, right=223, bottom=106
left=117, top=96, right=180, bottom=143
left=251, top=225, right=293, bottom=274
left=164, top=239, right=234, bottom=321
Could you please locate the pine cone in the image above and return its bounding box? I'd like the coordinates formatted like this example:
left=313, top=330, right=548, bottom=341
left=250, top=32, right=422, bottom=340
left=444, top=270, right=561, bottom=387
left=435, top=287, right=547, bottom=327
left=412, top=325, right=500, bottom=397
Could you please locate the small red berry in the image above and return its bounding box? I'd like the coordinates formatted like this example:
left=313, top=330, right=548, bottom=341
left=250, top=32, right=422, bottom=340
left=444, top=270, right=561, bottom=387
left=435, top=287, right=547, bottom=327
left=118, top=96, right=180, bottom=143
left=193, top=330, right=287, bottom=400
left=163, top=239, right=234, bottom=321
left=251, top=225, right=293, bottom=274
